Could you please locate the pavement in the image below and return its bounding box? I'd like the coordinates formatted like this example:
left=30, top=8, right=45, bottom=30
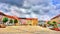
left=0, top=26, right=60, bottom=34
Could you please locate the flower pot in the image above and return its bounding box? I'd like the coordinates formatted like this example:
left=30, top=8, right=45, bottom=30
left=54, top=28, right=60, bottom=31
left=0, top=24, right=6, bottom=28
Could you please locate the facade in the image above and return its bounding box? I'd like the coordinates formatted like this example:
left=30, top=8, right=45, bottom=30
left=49, top=14, right=60, bottom=29
left=18, top=18, right=38, bottom=26
left=0, top=12, right=38, bottom=26
left=51, top=14, right=60, bottom=24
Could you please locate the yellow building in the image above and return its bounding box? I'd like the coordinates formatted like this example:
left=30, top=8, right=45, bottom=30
left=32, top=18, right=38, bottom=26
left=18, top=18, right=38, bottom=26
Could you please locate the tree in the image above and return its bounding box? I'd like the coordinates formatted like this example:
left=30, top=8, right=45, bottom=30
left=53, top=21, right=58, bottom=28
left=2, top=17, right=8, bottom=24
left=47, top=21, right=54, bottom=26
left=47, top=21, right=51, bottom=25
left=9, top=19, right=13, bottom=23
left=51, top=24, right=54, bottom=26
left=14, top=19, right=18, bottom=23
left=14, top=19, right=18, bottom=26
left=53, top=21, right=57, bottom=25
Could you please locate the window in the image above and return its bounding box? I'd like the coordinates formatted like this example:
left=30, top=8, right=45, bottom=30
left=57, top=24, right=60, bottom=27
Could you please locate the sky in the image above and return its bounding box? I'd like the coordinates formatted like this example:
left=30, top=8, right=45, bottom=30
left=0, top=0, right=60, bottom=21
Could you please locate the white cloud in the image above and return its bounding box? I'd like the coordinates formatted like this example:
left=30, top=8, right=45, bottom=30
left=0, top=0, right=60, bottom=21
left=39, top=15, right=51, bottom=20
left=23, top=0, right=60, bottom=20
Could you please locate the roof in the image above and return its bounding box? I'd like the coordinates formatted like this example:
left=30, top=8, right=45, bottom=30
left=0, top=12, right=38, bottom=20
left=0, top=12, right=6, bottom=16
left=5, top=15, right=17, bottom=19
left=51, top=14, right=60, bottom=20
left=19, top=18, right=38, bottom=20
left=0, top=12, right=18, bottom=20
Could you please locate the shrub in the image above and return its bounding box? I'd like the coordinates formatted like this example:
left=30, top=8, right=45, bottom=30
left=14, top=19, right=18, bottom=23
left=2, top=17, right=8, bottom=23
left=9, top=19, right=13, bottom=23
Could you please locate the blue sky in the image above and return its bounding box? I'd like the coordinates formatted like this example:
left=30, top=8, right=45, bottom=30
left=52, top=0, right=60, bottom=5
left=0, top=0, right=60, bottom=21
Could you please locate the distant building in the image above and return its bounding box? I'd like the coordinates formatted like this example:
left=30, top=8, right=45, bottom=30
left=0, top=12, right=38, bottom=26
left=38, top=20, right=47, bottom=27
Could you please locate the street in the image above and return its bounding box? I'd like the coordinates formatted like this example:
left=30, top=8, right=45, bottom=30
left=0, top=26, right=60, bottom=34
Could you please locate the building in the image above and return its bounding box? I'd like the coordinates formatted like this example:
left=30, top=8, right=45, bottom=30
left=51, top=14, right=60, bottom=23
left=50, top=14, right=60, bottom=29
left=0, top=12, right=38, bottom=26
left=18, top=18, right=38, bottom=26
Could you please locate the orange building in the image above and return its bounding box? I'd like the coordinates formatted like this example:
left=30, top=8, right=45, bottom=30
left=50, top=14, right=60, bottom=24
left=50, top=14, right=60, bottom=29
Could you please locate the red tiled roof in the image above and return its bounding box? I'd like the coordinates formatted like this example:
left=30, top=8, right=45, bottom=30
left=0, top=12, right=6, bottom=16
left=5, top=15, right=17, bottom=19
left=0, top=12, right=38, bottom=20
left=51, top=14, right=60, bottom=20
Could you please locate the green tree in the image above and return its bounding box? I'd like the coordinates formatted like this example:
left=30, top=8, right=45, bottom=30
left=51, top=24, right=54, bottom=26
left=53, top=21, right=58, bottom=28
left=53, top=21, right=56, bottom=25
left=47, top=21, right=54, bottom=26
left=47, top=21, right=51, bottom=25
left=2, top=17, right=8, bottom=23
left=14, top=19, right=18, bottom=23
left=9, top=19, right=13, bottom=23
left=14, top=19, right=18, bottom=26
